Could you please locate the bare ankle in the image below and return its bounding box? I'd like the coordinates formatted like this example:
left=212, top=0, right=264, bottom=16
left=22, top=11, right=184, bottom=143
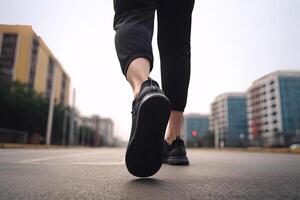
left=126, top=58, right=150, bottom=99
left=165, top=111, right=183, bottom=145
left=133, top=85, right=142, bottom=99
left=165, top=136, right=175, bottom=145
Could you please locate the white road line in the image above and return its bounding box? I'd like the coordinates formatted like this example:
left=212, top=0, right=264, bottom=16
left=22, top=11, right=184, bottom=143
left=16, top=152, right=103, bottom=164
left=69, top=161, right=125, bottom=166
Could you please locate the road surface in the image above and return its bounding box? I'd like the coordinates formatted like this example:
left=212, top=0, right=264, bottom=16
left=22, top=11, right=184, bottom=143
left=0, top=148, right=299, bottom=199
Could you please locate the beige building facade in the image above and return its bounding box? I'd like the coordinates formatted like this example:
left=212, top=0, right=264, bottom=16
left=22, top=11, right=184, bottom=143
left=0, top=24, right=70, bottom=105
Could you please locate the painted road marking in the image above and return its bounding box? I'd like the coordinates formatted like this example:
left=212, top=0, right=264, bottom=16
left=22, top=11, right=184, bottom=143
left=69, top=161, right=125, bottom=165
left=17, top=152, right=99, bottom=163
left=16, top=152, right=125, bottom=165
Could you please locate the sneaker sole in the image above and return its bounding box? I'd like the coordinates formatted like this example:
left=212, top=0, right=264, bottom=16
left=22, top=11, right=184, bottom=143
left=125, top=93, right=170, bottom=177
left=165, top=156, right=189, bottom=166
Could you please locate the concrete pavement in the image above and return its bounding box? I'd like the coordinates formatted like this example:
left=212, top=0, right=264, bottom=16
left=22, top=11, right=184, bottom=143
left=0, top=148, right=299, bottom=199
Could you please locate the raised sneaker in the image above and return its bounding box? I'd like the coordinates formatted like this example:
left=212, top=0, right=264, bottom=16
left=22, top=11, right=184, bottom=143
left=125, top=78, right=171, bottom=177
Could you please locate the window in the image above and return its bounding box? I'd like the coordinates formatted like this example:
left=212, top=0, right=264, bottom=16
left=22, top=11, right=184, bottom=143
left=46, top=58, right=55, bottom=98
left=60, top=73, right=67, bottom=104
left=0, top=33, right=18, bottom=81
left=28, top=37, right=39, bottom=88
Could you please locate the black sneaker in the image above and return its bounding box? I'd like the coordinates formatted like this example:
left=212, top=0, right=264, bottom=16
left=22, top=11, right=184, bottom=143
left=125, top=78, right=171, bottom=177
left=164, top=137, right=189, bottom=165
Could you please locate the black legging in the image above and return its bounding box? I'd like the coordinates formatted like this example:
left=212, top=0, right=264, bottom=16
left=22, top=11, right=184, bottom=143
left=113, top=0, right=194, bottom=112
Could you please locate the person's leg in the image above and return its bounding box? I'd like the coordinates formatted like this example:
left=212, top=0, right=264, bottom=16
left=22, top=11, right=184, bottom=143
left=114, top=0, right=171, bottom=176
left=157, top=0, right=195, bottom=144
left=114, top=0, right=156, bottom=80
left=165, top=111, right=183, bottom=145
left=126, top=58, right=150, bottom=99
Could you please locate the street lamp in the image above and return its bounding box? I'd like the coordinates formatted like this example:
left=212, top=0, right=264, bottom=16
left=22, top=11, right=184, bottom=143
left=46, top=66, right=57, bottom=145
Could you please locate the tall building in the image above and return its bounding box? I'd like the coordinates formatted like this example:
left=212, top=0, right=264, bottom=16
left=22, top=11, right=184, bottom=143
left=0, top=24, right=70, bottom=105
left=79, top=115, right=114, bottom=147
left=247, top=70, right=300, bottom=146
left=182, top=114, right=210, bottom=147
left=99, top=118, right=114, bottom=146
left=211, top=93, right=248, bottom=147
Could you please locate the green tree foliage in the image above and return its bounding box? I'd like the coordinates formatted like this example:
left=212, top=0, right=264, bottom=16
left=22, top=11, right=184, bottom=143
left=187, top=130, right=215, bottom=147
left=78, top=125, right=95, bottom=146
left=201, top=130, right=215, bottom=147
left=0, top=80, right=68, bottom=144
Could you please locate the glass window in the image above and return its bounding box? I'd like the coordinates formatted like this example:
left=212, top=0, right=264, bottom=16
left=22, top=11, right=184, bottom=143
left=28, top=37, right=39, bottom=88
left=0, top=33, right=18, bottom=81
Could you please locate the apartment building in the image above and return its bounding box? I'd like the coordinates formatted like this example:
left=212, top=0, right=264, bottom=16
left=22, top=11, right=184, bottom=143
left=182, top=114, right=210, bottom=147
left=211, top=93, right=248, bottom=147
left=0, top=24, right=70, bottom=105
left=247, top=70, right=300, bottom=146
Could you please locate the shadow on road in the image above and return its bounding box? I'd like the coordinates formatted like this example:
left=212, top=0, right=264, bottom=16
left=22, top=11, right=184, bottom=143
left=121, top=178, right=171, bottom=199
left=128, top=178, right=164, bottom=186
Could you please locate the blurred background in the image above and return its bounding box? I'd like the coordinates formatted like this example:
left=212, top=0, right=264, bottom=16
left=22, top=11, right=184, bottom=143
left=0, top=0, right=299, bottom=148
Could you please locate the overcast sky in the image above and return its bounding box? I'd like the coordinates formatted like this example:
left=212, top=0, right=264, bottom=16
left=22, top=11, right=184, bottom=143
left=0, top=0, right=299, bottom=140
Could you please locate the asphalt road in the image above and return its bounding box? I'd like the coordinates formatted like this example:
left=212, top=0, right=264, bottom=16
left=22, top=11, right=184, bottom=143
left=0, top=148, right=299, bottom=200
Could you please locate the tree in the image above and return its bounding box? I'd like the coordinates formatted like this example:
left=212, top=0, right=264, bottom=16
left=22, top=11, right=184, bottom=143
left=202, top=130, right=215, bottom=147
left=0, top=80, right=67, bottom=144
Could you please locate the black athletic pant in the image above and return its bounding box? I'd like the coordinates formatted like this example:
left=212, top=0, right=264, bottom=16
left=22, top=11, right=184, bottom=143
left=113, top=0, right=194, bottom=112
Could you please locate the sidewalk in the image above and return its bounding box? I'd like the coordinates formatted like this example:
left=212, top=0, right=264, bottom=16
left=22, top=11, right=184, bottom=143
left=196, top=147, right=300, bottom=154
left=0, top=143, right=83, bottom=149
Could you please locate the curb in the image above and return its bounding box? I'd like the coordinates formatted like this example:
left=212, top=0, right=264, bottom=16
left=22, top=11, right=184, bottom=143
left=0, top=143, right=87, bottom=149
left=246, top=147, right=300, bottom=154
left=188, top=147, right=300, bottom=154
